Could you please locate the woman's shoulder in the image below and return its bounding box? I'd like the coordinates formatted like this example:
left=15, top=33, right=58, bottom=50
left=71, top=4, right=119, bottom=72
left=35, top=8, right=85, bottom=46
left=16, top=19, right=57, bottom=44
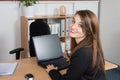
left=77, top=47, right=92, bottom=54
left=72, top=47, right=92, bottom=59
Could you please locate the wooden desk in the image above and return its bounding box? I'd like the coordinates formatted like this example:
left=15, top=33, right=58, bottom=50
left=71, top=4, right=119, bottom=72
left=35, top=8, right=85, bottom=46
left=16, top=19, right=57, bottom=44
left=0, top=57, right=118, bottom=80
left=105, top=61, right=118, bottom=70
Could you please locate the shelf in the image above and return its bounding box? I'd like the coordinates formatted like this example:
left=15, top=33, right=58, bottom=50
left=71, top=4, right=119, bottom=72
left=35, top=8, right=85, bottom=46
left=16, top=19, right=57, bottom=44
left=21, top=15, right=72, bottom=58
left=25, top=15, right=73, bottom=20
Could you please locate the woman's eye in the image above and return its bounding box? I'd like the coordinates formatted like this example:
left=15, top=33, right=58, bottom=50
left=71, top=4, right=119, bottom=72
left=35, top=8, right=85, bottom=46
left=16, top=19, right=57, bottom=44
left=79, top=24, right=82, bottom=27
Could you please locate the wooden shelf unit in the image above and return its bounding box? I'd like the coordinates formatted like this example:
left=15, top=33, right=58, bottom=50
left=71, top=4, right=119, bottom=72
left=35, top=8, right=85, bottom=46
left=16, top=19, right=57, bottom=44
left=21, top=15, right=73, bottom=58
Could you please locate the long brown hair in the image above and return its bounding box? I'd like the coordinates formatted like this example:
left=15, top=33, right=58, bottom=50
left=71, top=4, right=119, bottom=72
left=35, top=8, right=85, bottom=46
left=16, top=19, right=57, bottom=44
left=70, top=10, right=105, bottom=71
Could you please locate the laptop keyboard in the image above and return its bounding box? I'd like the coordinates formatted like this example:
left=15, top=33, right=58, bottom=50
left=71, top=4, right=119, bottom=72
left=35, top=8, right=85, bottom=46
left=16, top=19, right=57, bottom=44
left=39, top=57, right=69, bottom=70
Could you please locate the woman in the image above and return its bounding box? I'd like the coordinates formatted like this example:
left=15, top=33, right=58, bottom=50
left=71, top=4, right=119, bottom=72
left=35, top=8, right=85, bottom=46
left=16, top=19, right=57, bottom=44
left=45, top=10, right=106, bottom=80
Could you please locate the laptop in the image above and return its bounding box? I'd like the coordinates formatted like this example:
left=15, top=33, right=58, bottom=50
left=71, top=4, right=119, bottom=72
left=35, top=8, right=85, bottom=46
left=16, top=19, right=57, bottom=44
left=32, top=34, right=69, bottom=70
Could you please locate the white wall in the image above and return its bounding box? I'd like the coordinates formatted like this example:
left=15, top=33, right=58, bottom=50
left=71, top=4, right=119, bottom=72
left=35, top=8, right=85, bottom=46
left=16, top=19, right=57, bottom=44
left=0, top=1, right=98, bottom=62
left=0, top=2, right=20, bottom=62
left=100, top=0, right=120, bottom=65
left=73, top=1, right=98, bottom=16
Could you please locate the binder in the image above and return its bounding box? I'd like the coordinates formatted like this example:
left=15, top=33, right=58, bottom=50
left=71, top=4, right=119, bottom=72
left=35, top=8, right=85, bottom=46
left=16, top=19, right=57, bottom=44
left=60, top=19, right=65, bottom=36
left=66, top=18, right=72, bottom=36
left=49, top=23, right=60, bottom=36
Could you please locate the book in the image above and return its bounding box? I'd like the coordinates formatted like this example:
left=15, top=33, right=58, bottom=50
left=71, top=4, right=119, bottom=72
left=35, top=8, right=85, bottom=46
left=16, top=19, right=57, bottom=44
left=0, top=62, right=18, bottom=76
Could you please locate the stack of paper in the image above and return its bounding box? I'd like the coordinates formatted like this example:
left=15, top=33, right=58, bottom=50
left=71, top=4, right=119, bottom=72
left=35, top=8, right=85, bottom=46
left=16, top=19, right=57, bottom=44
left=0, top=62, right=18, bottom=76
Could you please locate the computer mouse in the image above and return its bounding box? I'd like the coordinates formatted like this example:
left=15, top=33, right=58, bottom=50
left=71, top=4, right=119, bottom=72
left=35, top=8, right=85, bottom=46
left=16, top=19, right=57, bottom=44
left=25, top=73, right=34, bottom=80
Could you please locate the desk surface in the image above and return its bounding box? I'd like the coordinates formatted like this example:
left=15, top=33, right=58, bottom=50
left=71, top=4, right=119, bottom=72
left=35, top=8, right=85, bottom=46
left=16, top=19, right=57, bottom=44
left=0, top=57, right=118, bottom=80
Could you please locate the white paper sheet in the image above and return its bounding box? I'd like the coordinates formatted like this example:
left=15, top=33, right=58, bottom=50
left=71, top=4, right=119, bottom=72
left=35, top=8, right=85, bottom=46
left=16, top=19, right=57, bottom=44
left=0, top=62, right=18, bottom=76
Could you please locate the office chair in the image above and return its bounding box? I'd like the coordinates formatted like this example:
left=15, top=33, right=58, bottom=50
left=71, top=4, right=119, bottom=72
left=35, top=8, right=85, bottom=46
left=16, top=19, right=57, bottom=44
left=29, top=19, right=51, bottom=57
left=9, top=19, right=51, bottom=59
left=9, top=48, right=24, bottom=60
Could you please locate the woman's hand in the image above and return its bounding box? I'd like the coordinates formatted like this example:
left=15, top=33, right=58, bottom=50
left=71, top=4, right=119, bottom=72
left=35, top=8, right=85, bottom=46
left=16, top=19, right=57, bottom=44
left=63, top=53, right=70, bottom=63
left=45, top=64, right=58, bottom=73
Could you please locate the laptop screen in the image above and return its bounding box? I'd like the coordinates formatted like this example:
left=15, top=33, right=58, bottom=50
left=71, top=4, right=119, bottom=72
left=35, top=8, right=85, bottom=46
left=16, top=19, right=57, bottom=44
left=32, top=34, right=63, bottom=61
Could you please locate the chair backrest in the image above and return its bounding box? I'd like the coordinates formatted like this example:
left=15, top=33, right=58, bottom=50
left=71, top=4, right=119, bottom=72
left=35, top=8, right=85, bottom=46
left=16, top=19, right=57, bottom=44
left=29, top=19, right=51, bottom=57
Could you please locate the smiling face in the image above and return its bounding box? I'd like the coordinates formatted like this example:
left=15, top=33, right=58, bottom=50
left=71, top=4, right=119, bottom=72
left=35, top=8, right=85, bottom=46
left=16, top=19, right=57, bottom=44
left=69, top=14, right=85, bottom=44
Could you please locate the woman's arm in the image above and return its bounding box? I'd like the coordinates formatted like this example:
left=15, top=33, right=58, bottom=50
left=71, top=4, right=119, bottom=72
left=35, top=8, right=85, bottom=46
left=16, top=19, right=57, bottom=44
left=47, top=47, right=92, bottom=80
